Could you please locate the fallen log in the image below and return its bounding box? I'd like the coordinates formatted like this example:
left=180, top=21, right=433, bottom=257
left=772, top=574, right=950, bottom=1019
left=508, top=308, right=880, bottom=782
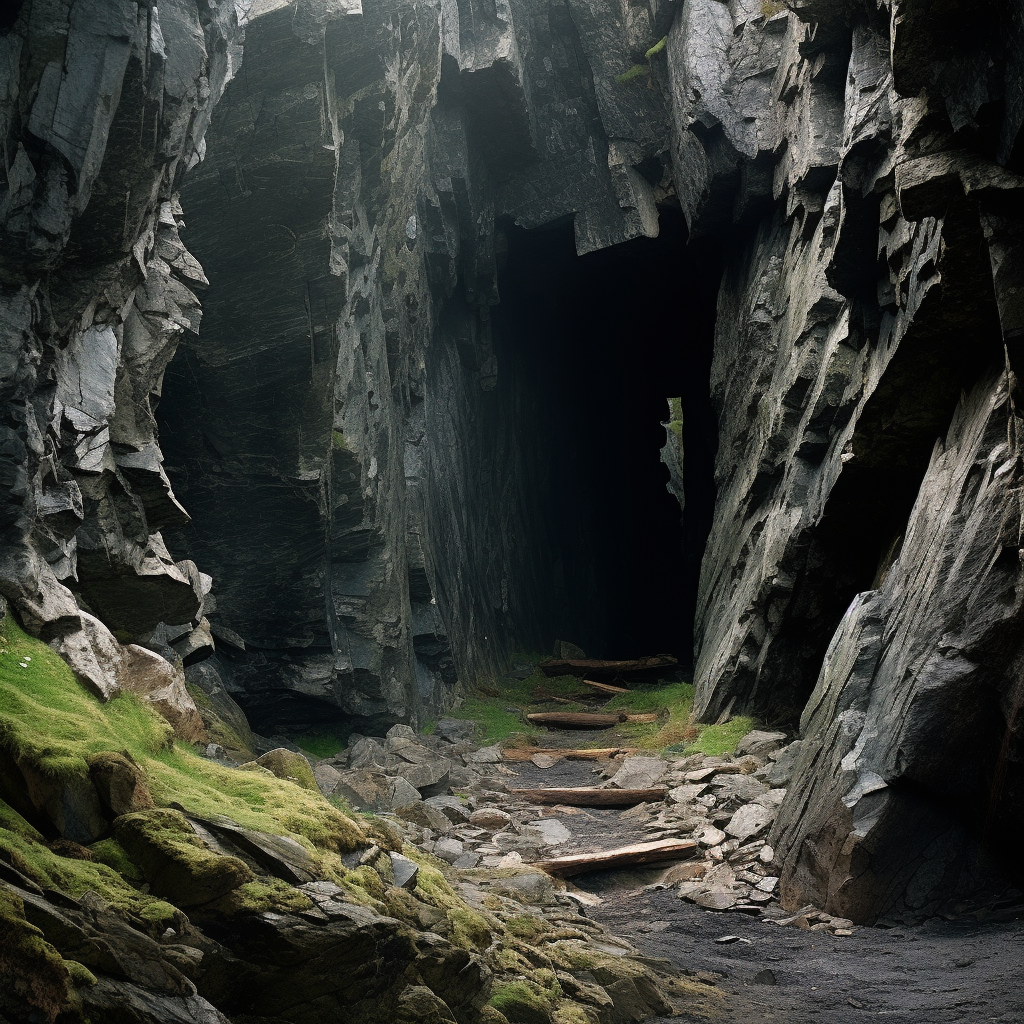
left=510, top=786, right=667, bottom=807
left=580, top=679, right=629, bottom=694
left=502, top=747, right=639, bottom=762
left=534, top=839, right=698, bottom=877
left=527, top=712, right=621, bottom=729
left=526, top=712, right=658, bottom=729
left=538, top=655, right=678, bottom=680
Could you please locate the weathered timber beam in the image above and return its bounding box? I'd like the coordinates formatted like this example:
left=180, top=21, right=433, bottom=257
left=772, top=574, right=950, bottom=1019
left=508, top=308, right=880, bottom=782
left=509, top=787, right=667, bottom=806
left=533, top=839, right=698, bottom=877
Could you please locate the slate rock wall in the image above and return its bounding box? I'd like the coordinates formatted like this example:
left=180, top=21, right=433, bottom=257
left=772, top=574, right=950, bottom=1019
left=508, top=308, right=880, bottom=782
left=160, top=0, right=687, bottom=734
left=667, top=0, right=1024, bottom=920
left=0, top=1, right=241, bottom=711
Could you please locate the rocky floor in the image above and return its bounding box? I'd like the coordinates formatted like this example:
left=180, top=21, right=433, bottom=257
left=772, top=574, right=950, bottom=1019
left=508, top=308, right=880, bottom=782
left=302, top=719, right=1024, bottom=1023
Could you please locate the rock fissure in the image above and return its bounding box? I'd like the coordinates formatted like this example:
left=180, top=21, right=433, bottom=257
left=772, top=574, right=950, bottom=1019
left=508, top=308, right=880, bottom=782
left=4, top=0, right=1024, bottom=1018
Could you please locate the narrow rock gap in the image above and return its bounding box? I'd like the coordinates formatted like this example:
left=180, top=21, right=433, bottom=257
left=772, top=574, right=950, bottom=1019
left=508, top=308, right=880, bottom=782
left=493, top=208, right=721, bottom=664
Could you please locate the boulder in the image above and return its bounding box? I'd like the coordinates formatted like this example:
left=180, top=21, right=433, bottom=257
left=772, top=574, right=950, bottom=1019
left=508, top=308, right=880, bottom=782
left=469, top=808, right=513, bottom=831
left=435, top=719, right=478, bottom=744
left=313, top=762, right=344, bottom=796
left=735, top=731, right=787, bottom=758
left=0, top=749, right=108, bottom=845
left=387, top=758, right=452, bottom=798
left=432, top=838, right=465, bottom=864
left=607, top=756, right=667, bottom=790
left=50, top=610, right=123, bottom=701
left=88, top=751, right=154, bottom=818
left=463, top=745, right=503, bottom=765
left=394, top=985, right=458, bottom=1024
left=333, top=770, right=421, bottom=812
left=725, top=804, right=774, bottom=842
left=396, top=801, right=453, bottom=833
left=113, top=808, right=253, bottom=906
left=424, top=795, right=471, bottom=824
left=390, top=853, right=420, bottom=889
left=250, top=748, right=317, bottom=792
left=118, top=645, right=206, bottom=743
left=349, top=738, right=387, bottom=771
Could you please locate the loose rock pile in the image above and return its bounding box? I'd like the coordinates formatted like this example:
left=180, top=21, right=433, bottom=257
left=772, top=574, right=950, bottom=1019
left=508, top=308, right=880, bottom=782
left=307, top=723, right=857, bottom=939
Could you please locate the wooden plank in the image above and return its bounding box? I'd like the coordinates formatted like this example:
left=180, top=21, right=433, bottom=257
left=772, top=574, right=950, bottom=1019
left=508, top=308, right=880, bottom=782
left=527, top=712, right=622, bottom=729
left=525, top=712, right=658, bottom=728
left=502, top=747, right=639, bottom=762
left=580, top=679, right=629, bottom=694
left=534, top=839, right=698, bottom=877
left=510, top=786, right=667, bottom=807
left=538, top=655, right=678, bottom=680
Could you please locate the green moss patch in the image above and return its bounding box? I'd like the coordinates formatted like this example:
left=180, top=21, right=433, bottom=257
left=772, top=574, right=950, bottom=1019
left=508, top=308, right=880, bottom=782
left=0, top=888, right=78, bottom=1022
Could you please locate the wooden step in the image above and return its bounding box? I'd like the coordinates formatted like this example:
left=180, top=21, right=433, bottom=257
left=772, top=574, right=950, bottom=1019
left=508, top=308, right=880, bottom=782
left=534, top=839, right=698, bottom=877
left=538, top=655, right=678, bottom=680
left=510, top=786, right=667, bottom=807
left=502, top=747, right=639, bottom=762
left=580, top=679, right=629, bottom=694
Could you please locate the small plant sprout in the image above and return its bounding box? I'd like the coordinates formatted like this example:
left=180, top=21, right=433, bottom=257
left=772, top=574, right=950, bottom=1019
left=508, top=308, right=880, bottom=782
left=615, top=35, right=668, bottom=85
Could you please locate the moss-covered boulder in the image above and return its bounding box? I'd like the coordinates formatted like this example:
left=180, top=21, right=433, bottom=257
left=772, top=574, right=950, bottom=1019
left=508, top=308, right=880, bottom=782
left=88, top=751, right=154, bottom=818
left=249, top=748, right=318, bottom=792
left=113, top=808, right=253, bottom=906
left=0, top=887, right=79, bottom=1023
left=395, top=984, right=458, bottom=1024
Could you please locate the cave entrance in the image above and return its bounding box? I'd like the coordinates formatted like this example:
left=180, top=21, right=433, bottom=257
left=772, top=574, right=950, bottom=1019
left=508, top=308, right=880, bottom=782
left=493, top=209, right=720, bottom=665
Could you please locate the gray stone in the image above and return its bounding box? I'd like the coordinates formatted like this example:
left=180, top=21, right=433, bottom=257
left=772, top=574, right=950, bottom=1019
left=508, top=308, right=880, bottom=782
left=468, top=808, right=513, bottom=831
left=528, top=818, right=572, bottom=846
left=725, top=805, right=775, bottom=843
left=463, top=745, right=503, bottom=765
left=434, top=718, right=478, bottom=744
left=313, top=763, right=343, bottom=797
left=396, top=800, right=454, bottom=833
left=734, top=731, right=788, bottom=758
left=432, top=838, right=465, bottom=864
left=390, top=852, right=420, bottom=890
left=607, top=756, right=667, bottom=791
left=425, top=795, right=472, bottom=824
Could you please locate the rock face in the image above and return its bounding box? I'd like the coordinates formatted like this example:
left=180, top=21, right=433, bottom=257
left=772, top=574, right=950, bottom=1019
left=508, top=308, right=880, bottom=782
left=671, top=0, right=1024, bottom=922
left=158, top=0, right=686, bottom=735
left=5, top=0, right=1024, bottom=930
left=0, top=1, right=240, bottom=722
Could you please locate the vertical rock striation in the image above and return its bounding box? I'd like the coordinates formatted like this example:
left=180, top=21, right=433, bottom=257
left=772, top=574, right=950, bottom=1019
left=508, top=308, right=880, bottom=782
left=160, top=0, right=689, bottom=734
left=1, top=1, right=241, bottom=720
left=666, top=0, right=1024, bottom=919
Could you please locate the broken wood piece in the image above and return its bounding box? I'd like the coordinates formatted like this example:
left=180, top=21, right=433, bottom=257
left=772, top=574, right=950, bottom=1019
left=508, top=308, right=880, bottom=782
left=534, top=839, right=698, bottom=877
left=510, top=786, right=667, bottom=807
left=538, top=655, right=678, bottom=680
left=526, top=712, right=625, bottom=729
left=501, top=747, right=639, bottom=762
left=580, top=679, right=629, bottom=694
left=526, top=711, right=659, bottom=729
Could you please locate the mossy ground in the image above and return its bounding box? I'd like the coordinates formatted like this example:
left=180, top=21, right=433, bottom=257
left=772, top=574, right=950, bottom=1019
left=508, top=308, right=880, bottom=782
left=2, top=616, right=723, bottom=1022
left=457, top=659, right=758, bottom=756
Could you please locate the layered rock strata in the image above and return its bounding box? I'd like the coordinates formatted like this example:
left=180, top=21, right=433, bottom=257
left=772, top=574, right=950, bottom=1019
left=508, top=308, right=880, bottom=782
left=674, top=0, right=1024, bottom=921
left=0, top=1, right=243, bottom=727
left=160, top=0, right=687, bottom=733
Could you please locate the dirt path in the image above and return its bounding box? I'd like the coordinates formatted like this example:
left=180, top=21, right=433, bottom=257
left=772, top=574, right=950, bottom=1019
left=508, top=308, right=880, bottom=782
left=503, top=735, right=1024, bottom=1023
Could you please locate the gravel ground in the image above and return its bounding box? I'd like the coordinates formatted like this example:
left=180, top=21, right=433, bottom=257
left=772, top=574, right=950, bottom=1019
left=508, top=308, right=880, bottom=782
left=503, top=731, right=1024, bottom=1023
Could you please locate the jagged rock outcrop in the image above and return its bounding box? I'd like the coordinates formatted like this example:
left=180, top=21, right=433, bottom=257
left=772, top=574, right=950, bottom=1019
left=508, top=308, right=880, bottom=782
left=159, top=0, right=686, bottom=733
left=0, top=1, right=243, bottom=725
left=674, top=0, right=1024, bottom=920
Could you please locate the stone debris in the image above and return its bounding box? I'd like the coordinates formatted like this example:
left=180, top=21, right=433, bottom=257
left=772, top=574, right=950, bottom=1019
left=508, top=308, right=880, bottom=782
left=303, top=722, right=859, bottom=941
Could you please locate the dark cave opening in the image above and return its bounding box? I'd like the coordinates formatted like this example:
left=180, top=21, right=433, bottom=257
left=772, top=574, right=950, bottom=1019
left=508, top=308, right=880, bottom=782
left=494, top=208, right=721, bottom=666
